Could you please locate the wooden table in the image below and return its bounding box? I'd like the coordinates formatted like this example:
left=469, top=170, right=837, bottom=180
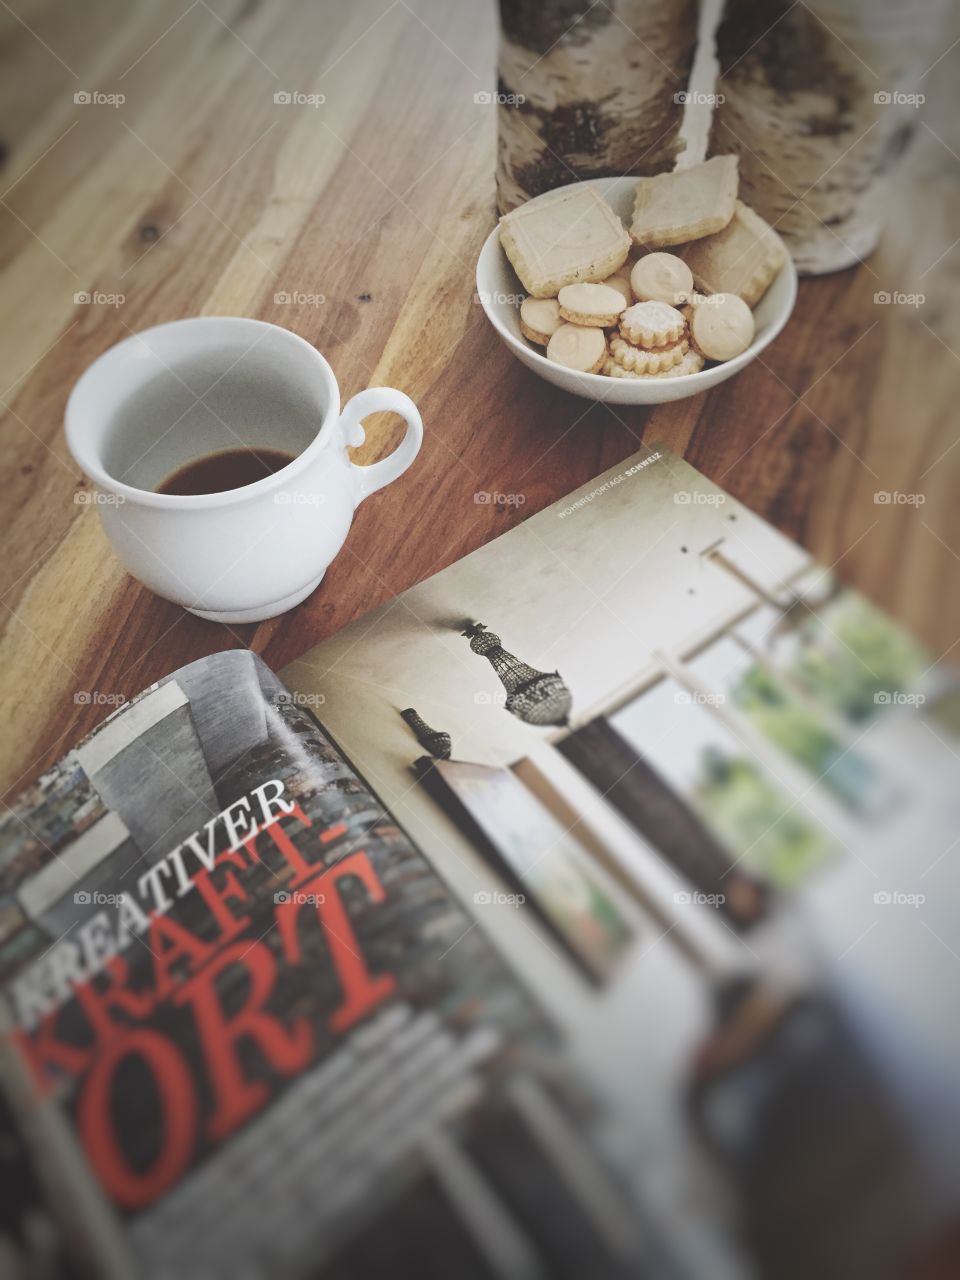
left=1, top=0, right=958, bottom=801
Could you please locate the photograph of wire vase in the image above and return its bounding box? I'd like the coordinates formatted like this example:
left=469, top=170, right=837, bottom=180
left=462, top=621, right=572, bottom=728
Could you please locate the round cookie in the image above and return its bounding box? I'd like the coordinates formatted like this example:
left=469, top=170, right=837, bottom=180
left=690, top=292, right=755, bottom=362
left=619, top=300, right=686, bottom=348
left=546, top=323, right=607, bottom=373
left=557, top=282, right=627, bottom=328
left=630, top=253, right=694, bottom=307
left=520, top=296, right=563, bottom=346
left=601, top=271, right=634, bottom=307
left=608, top=335, right=689, bottom=374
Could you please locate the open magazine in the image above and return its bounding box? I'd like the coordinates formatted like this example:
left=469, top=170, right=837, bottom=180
left=2, top=447, right=958, bottom=1280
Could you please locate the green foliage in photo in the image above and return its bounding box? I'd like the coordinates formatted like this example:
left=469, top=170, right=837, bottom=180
left=692, top=747, right=830, bottom=889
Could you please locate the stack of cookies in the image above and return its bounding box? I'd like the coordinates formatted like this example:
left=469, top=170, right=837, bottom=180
left=498, top=156, right=787, bottom=381
left=606, top=296, right=702, bottom=380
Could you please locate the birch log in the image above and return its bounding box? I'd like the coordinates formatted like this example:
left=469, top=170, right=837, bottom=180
left=708, top=0, right=948, bottom=273
left=496, top=0, right=701, bottom=213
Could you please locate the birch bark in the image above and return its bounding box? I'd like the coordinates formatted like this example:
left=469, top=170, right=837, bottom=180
left=496, top=0, right=701, bottom=213
left=708, top=0, right=948, bottom=272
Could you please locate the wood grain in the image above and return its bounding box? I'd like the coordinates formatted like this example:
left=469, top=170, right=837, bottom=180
left=0, top=0, right=958, bottom=801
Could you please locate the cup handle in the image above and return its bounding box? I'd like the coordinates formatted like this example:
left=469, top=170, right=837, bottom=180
left=338, top=387, right=423, bottom=503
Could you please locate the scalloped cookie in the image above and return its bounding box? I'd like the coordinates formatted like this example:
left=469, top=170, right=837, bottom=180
left=651, top=348, right=705, bottom=377
left=602, top=348, right=704, bottom=379
left=608, top=335, right=689, bottom=374
left=619, top=301, right=686, bottom=348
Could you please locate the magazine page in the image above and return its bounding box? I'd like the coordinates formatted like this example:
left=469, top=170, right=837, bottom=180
left=0, top=651, right=658, bottom=1280
left=284, top=445, right=960, bottom=1279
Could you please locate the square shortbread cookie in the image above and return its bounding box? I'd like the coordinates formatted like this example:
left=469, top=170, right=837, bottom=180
left=681, top=201, right=788, bottom=307
left=630, top=155, right=739, bottom=248
left=499, top=187, right=631, bottom=298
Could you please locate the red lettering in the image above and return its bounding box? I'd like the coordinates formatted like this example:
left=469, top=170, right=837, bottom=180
left=175, top=940, right=312, bottom=1143
left=243, top=804, right=318, bottom=882
left=10, top=1017, right=92, bottom=1095
left=277, top=850, right=395, bottom=1034
left=77, top=1028, right=195, bottom=1210
left=147, top=913, right=216, bottom=1002
left=192, top=849, right=252, bottom=944
left=74, top=956, right=158, bottom=1043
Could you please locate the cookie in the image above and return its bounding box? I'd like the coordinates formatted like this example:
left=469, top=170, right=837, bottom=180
left=603, top=348, right=705, bottom=379
left=681, top=201, right=787, bottom=307
left=602, top=358, right=646, bottom=379
left=499, top=186, right=631, bottom=298
left=519, top=296, right=563, bottom=346
left=557, top=282, right=627, bottom=327
left=690, top=292, right=755, bottom=361
left=601, top=271, right=634, bottom=306
left=680, top=291, right=709, bottom=320
left=630, top=253, right=694, bottom=306
left=608, top=334, right=689, bottom=374
left=653, top=348, right=705, bottom=377
left=619, top=301, right=686, bottom=348
left=546, top=323, right=607, bottom=373
left=630, top=156, right=739, bottom=249
left=601, top=348, right=704, bottom=379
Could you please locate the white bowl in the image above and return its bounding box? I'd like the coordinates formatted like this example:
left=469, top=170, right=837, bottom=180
left=476, top=175, right=797, bottom=405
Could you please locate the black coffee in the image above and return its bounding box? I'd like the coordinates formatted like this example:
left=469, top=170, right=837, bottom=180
left=158, top=448, right=296, bottom=496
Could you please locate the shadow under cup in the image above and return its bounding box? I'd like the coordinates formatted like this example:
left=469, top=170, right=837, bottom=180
left=98, top=335, right=329, bottom=495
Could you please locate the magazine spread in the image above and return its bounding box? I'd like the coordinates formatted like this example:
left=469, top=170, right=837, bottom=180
left=1, top=447, right=958, bottom=1280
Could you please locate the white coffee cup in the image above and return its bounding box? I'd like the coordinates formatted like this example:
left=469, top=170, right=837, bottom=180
left=65, top=317, right=423, bottom=623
